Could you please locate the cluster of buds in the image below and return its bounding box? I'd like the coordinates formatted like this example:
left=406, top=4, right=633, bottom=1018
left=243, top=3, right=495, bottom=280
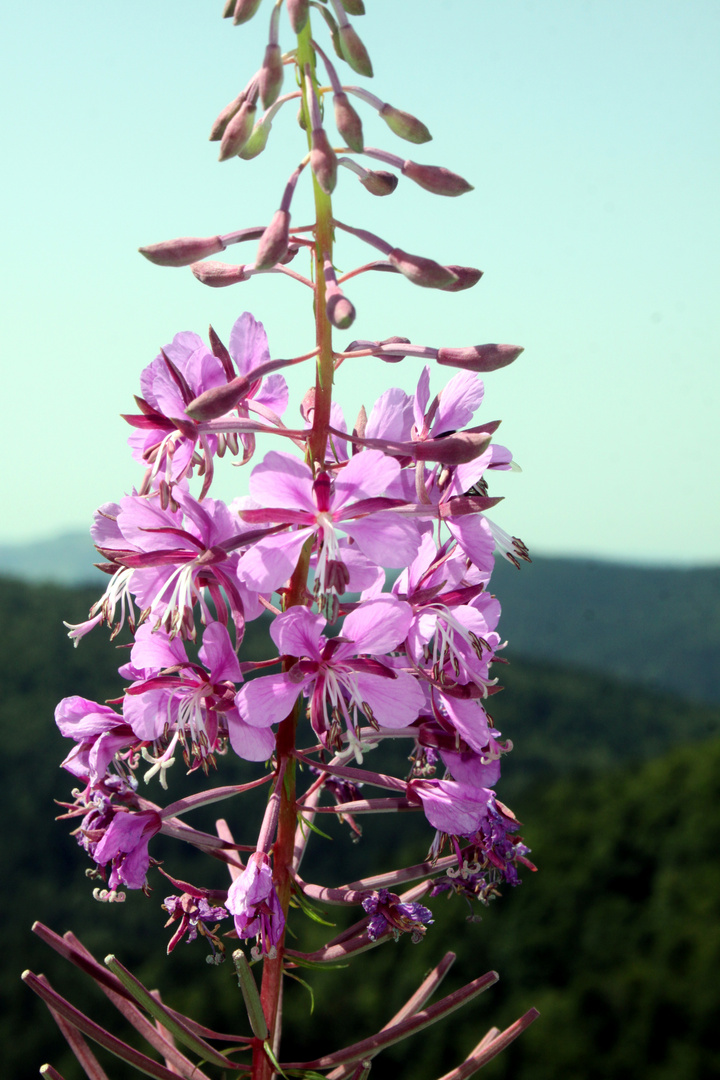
left=26, top=4, right=540, bottom=1080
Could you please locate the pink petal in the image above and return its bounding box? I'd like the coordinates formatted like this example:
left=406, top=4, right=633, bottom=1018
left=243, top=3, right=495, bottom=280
left=341, top=597, right=413, bottom=655
left=249, top=451, right=315, bottom=513
left=354, top=669, right=424, bottom=728
left=199, top=622, right=242, bottom=683
left=236, top=674, right=306, bottom=728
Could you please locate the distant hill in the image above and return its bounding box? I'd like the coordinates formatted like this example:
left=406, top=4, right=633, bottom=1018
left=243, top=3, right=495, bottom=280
left=1, top=531, right=718, bottom=704
left=492, top=556, right=720, bottom=705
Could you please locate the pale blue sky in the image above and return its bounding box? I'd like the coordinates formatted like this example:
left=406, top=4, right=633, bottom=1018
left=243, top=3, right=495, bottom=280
left=2, top=1, right=718, bottom=564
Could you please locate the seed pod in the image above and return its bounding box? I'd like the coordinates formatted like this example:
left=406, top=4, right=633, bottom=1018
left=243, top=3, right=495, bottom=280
left=401, top=161, right=473, bottom=197
left=379, top=103, right=431, bottom=144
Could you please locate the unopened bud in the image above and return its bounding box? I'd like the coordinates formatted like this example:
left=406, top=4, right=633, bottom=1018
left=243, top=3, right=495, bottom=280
left=233, top=0, right=263, bottom=25
left=209, top=93, right=244, bottom=142
left=341, top=0, right=366, bottom=12
left=441, top=266, right=483, bottom=292
left=401, top=161, right=473, bottom=197
left=339, top=25, right=373, bottom=77
left=359, top=169, right=398, bottom=196
left=139, top=235, right=225, bottom=268
left=353, top=404, right=367, bottom=440
left=326, top=291, right=356, bottom=330
left=388, top=248, right=459, bottom=290
left=279, top=241, right=300, bottom=265
left=255, top=209, right=290, bottom=269
left=259, top=44, right=284, bottom=108
left=300, top=387, right=316, bottom=423
left=436, top=344, right=525, bottom=372
left=219, top=98, right=257, bottom=160
left=222, top=0, right=236, bottom=17
left=379, top=103, right=431, bottom=144
left=311, top=129, right=338, bottom=194
left=238, top=119, right=271, bottom=160
left=334, top=91, right=364, bottom=151
left=185, top=375, right=252, bottom=422
left=413, top=431, right=492, bottom=465
left=190, top=261, right=250, bottom=287
left=377, top=335, right=411, bottom=362
left=286, top=0, right=309, bottom=33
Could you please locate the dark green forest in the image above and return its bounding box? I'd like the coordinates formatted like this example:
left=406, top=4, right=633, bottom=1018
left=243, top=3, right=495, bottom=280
left=2, top=574, right=719, bottom=1079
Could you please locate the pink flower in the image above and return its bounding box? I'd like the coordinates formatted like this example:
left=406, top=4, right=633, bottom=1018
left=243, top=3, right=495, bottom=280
left=225, top=853, right=284, bottom=956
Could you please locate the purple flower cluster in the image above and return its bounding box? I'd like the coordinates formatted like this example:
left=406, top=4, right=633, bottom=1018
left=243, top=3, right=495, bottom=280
left=54, top=307, right=530, bottom=948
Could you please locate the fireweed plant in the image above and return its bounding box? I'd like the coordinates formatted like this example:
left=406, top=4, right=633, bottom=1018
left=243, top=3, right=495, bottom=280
left=25, top=3, right=540, bottom=1079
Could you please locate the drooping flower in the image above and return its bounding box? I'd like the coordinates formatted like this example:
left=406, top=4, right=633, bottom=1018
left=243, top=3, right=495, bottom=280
left=92, top=808, right=162, bottom=891
left=362, top=889, right=434, bottom=942
left=225, top=853, right=285, bottom=957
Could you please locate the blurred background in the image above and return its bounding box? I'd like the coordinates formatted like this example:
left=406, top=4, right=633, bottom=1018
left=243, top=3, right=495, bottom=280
left=1, top=2, right=719, bottom=1078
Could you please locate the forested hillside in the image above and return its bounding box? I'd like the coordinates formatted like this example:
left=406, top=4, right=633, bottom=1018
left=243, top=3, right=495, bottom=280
left=2, top=575, right=718, bottom=1079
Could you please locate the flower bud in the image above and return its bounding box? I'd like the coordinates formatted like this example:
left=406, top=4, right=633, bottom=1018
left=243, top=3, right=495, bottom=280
left=379, top=103, right=431, bottom=144
left=255, top=209, right=290, bottom=269
left=436, top=344, right=525, bottom=372
left=441, top=265, right=483, bottom=292
left=238, top=119, right=271, bottom=160
left=185, top=375, right=252, bottom=422
left=138, top=235, right=226, bottom=267
left=219, top=98, right=257, bottom=160
left=359, top=169, right=398, bottom=196
left=222, top=0, right=236, bottom=17
left=233, top=0, right=263, bottom=25
left=190, top=261, right=250, bottom=287
left=401, top=161, right=473, bottom=197
left=388, top=248, right=459, bottom=290
left=286, top=0, right=309, bottom=33
left=326, top=291, right=356, bottom=330
left=340, top=0, right=365, bottom=13
left=333, top=91, right=364, bottom=151
left=209, top=93, right=244, bottom=142
left=259, top=43, right=284, bottom=108
left=311, top=129, right=338, bottom=194
left=339, top=25, right=373, bottom=77
left=413, top=431, right=492, bottom=465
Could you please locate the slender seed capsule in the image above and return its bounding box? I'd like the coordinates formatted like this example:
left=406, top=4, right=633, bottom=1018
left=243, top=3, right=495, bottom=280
left=339, top=25, right=373, bottom=77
